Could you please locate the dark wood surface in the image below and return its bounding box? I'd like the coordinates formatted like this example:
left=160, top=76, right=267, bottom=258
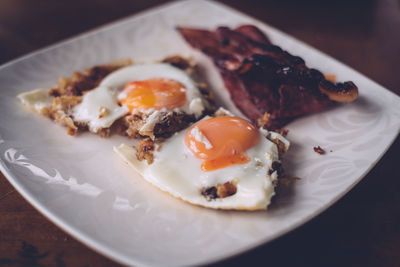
left=1, top=0, right=399, bottom=266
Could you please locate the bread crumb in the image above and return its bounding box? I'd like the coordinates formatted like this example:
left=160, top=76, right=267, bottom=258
left=98, top=106, right=109, bottom=118
left=313, top=146, right=325, bottom=155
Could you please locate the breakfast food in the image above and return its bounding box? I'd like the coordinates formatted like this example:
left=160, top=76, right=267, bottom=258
left=20, top=24, right=356, bottom=211
left=17, top=56, right=214, bottom=139
left=178, top=25, right=359, bottom=129
left=114, top=108, right=289, bottom=210
left=17, top=54, right=291, bottom=211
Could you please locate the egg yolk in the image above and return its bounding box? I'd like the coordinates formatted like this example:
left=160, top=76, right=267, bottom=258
left=185, top=116, right=260, bottom=171
left=119, top=78, right=186, bottom=111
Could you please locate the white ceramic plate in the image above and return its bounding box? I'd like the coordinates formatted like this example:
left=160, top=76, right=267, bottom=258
left=1, top=0, right=399, bottom=266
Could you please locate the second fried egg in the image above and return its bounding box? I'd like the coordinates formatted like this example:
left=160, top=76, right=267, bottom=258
left=114, top=113, right=289, bottom=210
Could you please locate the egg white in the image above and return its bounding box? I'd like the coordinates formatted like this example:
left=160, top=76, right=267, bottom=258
left=72, top=86, right=129, bottom=133
left=114, top=120, right=286, bottom=210
left=99, top=63, right=207, bottom=118
left=17, top=88, right=54, bottom=114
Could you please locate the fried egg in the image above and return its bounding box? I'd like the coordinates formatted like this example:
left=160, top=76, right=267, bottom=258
left=73, top=63, right=207, bottom=133
left=18, top=62, right=209, bottom=135
left=100, top=63, right=206, bottom=117
left=114, top=111, right=289, bottom=210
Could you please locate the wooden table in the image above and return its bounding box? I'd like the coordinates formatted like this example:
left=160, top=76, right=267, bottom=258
left=1, top=0, right=399, bottom=266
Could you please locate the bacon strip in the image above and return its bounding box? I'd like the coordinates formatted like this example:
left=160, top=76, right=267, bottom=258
left=178, top=25, right=358, bottom=129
